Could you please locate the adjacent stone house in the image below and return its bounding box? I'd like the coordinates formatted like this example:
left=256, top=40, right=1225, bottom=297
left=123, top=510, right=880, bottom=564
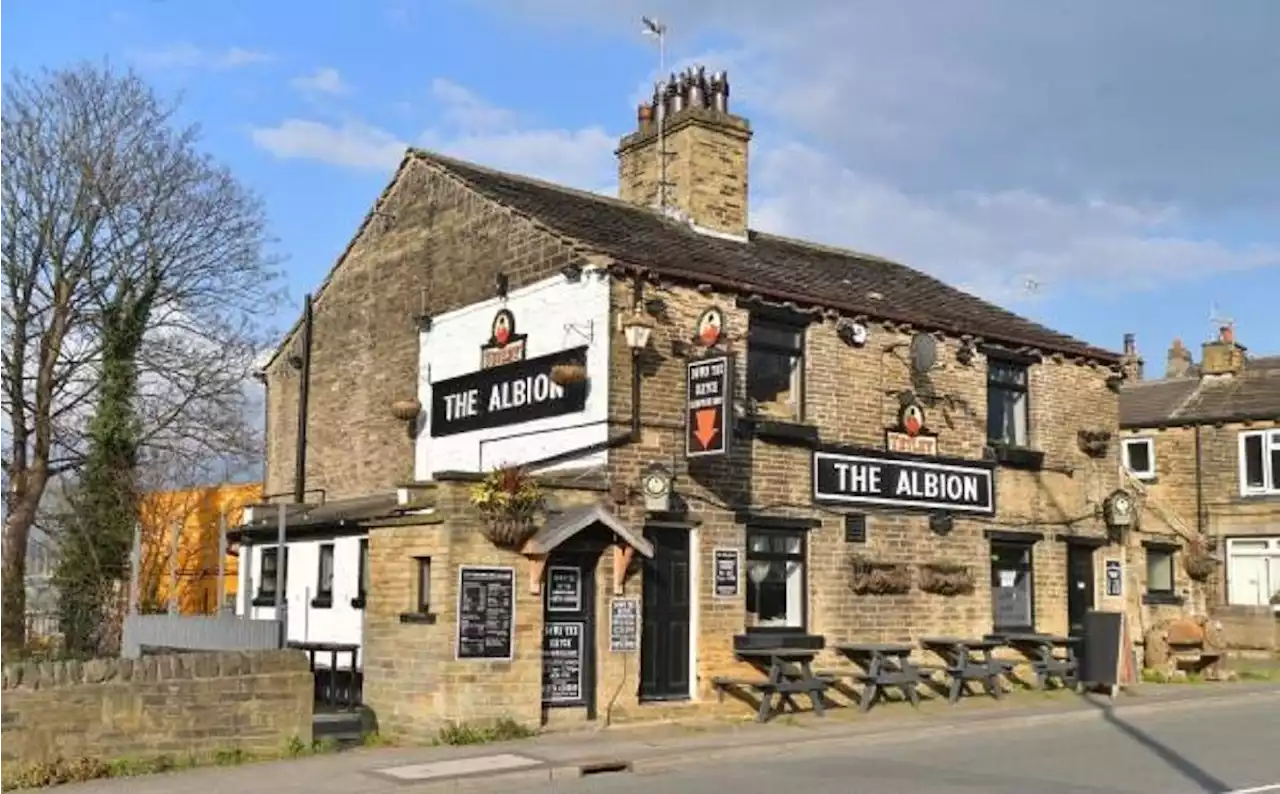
left=1117, top=330, right=1280, bottom=629
left=246, top=69, right=1136, bottom=738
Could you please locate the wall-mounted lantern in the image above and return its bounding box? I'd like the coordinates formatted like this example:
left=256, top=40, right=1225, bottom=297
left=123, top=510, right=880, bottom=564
left=622, top=307, right=656, bottom=354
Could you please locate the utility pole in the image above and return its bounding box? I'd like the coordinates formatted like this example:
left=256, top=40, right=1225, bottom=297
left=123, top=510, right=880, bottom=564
left=642, top=16, right=670, bottom=211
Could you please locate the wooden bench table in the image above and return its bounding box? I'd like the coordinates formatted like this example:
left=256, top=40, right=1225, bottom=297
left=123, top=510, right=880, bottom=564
left=994, top=632, right=1081, bottom=690
left=713, top=647, right=832, bottom=723
left=920, top=636, right=1006, bottom=704
left=831, top=642, right=924, bottom=712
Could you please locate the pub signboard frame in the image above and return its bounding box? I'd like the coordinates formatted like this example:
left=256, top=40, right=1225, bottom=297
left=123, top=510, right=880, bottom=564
left=685, top=355, right=731, bottom=458
left=430, top=346, right=589, bottom=438
left=812, top=447, right=996, bottom=516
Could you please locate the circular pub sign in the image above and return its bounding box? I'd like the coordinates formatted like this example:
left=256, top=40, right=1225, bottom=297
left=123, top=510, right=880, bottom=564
left=695, top=306, right=724, bottom=347
left=899, top=401, right=926, bottom=437
left=491, top=309, right=516, bottom=346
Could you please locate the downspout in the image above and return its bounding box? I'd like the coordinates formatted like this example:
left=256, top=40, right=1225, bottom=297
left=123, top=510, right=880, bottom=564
left=293, top=294, right=313, bottom=504
left=1194, top=424, right=1205, bottom=538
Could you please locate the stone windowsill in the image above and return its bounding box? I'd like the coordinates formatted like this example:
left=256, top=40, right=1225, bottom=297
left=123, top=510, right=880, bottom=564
left=310, top=596, right=334, bottom=609
left=399, top=611, right=438, bottom=625
left=1142, top=592, right=1185, bottom=606
left=987, top=444, right=1046, bottom=471
left=740, top=417, right=821, bottom=448
left=351, top=596, right=366, bottom=610
left=250, top=595, right=282, bottom=608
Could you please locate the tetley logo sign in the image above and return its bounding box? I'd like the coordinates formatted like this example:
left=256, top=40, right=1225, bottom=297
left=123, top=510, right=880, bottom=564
left=812, top=448, right=995, bottom=515
left=430, top=346, right=588, bottom=438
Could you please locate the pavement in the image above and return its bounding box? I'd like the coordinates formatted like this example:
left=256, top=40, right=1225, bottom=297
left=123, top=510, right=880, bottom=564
left=50, top=682, right=1280, bottom=794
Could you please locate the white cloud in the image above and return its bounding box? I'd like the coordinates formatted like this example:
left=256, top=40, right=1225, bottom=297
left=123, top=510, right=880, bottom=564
left=250, top=120, right=406, bottom=171
left=250, top=79, right=617, bottom=190
left=130, top=44, right=273, bottom=70
left=292, top=67, right=349, bottom=96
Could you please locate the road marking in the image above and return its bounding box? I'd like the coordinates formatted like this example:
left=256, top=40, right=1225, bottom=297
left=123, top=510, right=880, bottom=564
left=1222, top=784, right=1280, bottom=794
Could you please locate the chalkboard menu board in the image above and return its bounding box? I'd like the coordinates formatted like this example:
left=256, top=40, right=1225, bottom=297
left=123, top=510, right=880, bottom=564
left=713, top=548, right=740, bottom=598
left=455, top=566, right=516, bottom=661
left=546, top=566, right=582, bottom=612
left=609, top=597, right=639, bottom=653
left=542, top=621, right=584, bottom=703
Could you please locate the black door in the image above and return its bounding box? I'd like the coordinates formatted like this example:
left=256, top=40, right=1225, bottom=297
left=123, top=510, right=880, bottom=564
left=640, top=528, right=691, bottom=701
left=1066, top=544, right=1096, bottom=636
left=542, top=555, right=596, bottom=717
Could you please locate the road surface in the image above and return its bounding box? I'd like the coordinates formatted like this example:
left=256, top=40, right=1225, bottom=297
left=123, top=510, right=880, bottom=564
left=542, top=695, right=1280, bottom=794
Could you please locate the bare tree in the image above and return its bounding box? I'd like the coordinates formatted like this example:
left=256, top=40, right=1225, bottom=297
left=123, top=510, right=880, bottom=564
left=1, top=62, right=282, bottom=654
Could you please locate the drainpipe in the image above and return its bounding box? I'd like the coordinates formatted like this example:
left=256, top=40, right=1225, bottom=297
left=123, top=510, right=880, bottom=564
left=1194, top=425, right=1205, bottom=537
left=293, top=294, right=313, bottom=504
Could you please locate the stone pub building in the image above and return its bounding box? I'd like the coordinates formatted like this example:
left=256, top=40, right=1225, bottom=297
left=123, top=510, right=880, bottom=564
left=242, top=67, right=1136, bottom=739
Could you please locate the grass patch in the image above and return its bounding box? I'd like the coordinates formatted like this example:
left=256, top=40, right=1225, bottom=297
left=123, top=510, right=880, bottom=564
left=433, top=718, right=537, bottom=746
left=1140, top=668, right=1206, bottom=684
left=0, top=735, right=343, bottom=791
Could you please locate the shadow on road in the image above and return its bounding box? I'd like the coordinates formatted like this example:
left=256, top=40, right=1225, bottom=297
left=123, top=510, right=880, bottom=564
left=1085, top=693, right=1230, bottom=793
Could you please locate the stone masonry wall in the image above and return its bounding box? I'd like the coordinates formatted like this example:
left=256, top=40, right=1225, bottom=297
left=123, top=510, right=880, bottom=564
left=604, top=279, right=1123, bottom=697
left=1122, top=419, right=1280, bottom=606
left=0, top=650, right=313, bottom=765
left=263, top=159, right=584, bottom=501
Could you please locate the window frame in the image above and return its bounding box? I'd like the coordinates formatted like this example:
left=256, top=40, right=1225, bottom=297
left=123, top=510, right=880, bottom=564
left=1239, top=429, right=1280, bottom=497
left=989, top=540, right=1036, bottom=634
left=352, top=538, right=369, bottom=609
left=1144, top=547, right=1176, bottom=596
left=745, top=314, right=807, bottom=423
left=414, top=556, right=433, bottom=615
left=985, top=355, right=1031, bottom=449
left=254, top=546, right=288, bottom=605
left=744, top=527, right=809, bottom=635
left=1123, top=437, right=1157, bottom=480
left=312, top=542, right=335, bottom=608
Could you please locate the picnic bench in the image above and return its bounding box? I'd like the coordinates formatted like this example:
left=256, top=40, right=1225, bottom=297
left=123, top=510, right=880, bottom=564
left=919, top=636, right=1006, bottom=704
left=828, top=642, right=924, bottom=712
left=990, top=632, right=1080, bottom=690
left=712, top=647, right=832, bottom=723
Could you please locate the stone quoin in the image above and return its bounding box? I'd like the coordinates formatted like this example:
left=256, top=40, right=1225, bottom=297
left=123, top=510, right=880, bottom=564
left=246, top=64, right=1137, bottom=740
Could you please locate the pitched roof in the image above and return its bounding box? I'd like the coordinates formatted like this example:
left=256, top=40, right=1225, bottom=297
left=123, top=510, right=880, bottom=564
left=1120, top=356, right=1280, bottom=428
left=410, top=150, right=1120, bottom=364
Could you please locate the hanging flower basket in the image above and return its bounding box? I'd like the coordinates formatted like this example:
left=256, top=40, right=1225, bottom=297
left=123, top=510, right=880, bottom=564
left=550, top=361, right=587, bottom=386
left=849, top=554, right=911, bottom=595
left=1183, top=552, right=1216, bottom=582
left=470, top=466, right=544, bottom=549
left=918, top=562, right=976, bottom=596
left=390, top=398, right=422, bottom=421
left=1183, top=536, right=1217, bottom=582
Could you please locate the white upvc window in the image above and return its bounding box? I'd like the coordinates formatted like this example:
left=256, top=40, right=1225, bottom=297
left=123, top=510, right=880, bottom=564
left=1122, top=437, right=1156, bottom=480
left=1239, top=429, right=1280, bottom=496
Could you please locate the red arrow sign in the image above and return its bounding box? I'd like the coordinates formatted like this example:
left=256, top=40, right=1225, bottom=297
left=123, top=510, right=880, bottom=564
left=692, top=408, right=720, bottom=449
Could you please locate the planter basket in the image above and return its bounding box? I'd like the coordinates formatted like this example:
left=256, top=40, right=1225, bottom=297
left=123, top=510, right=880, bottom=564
left=1183, top=553, right=1216, bottom=582
left=478, top=515, right=538, bottom=549
left=550, top=362, right=587, bottom=386
left=390, top=398, right=422, bottom=421
left=849, top=555, right=911, bottom=595
left=919, top=562, right=976, bottom=596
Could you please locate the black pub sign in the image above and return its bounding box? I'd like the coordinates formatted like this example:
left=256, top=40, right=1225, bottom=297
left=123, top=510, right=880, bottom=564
left=430, top=346, right=588, bottom=438
left=686, top=355, right=731, bottom=458
left=812, top=448, right=995, bottom=516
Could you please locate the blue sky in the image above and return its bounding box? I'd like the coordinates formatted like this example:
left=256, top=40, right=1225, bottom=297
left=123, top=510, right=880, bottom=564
left=7, top=0, right=1278, bottom=372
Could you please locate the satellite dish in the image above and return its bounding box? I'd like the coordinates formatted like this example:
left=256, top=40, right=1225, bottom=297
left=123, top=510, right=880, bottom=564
left=909, top=333, right=938, bottom=373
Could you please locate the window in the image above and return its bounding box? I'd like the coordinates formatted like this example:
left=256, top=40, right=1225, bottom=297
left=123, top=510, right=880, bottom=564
left=414, top=556, right=432, bottom=614
left=1146, top=547, right=1175, bottom=595
left=1240, top=429, right=1280, bottom=495
left=353, top=538, right=369, bottom=609
left=990, top=542, right=1034, bottom=632
left=746, top=316, right=805, bottom=421
left=313, top=543, right=335, bottom=607
left=745, top=529, right=807, bottom=632
left=987, top=358, right=1029, bottom=448
left=1123, top=438, right=1156, bottom=479
left=255, top=547, right=288, bottom=604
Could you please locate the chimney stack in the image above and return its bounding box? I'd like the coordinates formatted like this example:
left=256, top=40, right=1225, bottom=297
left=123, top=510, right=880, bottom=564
left=1120, top=333, right=1144, bottom=381
left=616, top=66, right=752, bottom=237
left=1166, top=339, right=1194, bottom=379
left=1200, top=323, right=1247, bottom=377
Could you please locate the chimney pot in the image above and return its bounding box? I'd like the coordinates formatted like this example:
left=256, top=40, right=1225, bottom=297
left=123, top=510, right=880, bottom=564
left=1123, top=333, right=1136, bottom=355
left=1220, top=324, right=1234, bottom=343
left=637, top=103, right=653, bottom=127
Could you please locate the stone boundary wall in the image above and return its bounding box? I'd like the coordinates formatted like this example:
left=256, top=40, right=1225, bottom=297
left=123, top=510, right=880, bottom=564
left=1210, top=605, right=1279, bottom=653
left=1, top=649, right=313, bottom=765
